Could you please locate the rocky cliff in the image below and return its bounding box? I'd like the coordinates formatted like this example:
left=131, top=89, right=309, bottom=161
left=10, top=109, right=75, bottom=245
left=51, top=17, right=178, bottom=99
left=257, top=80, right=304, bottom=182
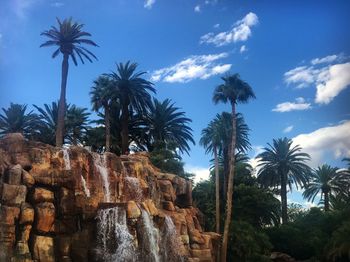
left=0, top=133, right=220, bottom=262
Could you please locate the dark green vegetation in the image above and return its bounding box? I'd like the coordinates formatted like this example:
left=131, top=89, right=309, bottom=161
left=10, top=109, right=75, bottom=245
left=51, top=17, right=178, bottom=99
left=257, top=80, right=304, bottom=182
left=1, top=17, right=349, bottom=261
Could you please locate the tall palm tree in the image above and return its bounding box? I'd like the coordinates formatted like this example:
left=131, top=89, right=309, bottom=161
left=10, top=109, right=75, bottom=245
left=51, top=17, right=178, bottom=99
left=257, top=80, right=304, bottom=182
left=90, top=76, right=115, bottom=151
left=0, top=103, right=38, bottom=137
left=257, top=137, right=311, bottom=223
left=107, top=61, right=155, bottom=154
left=213, top=73, right=255, bottom=262
left=66, top=105, right=90, bottom=145
left=40, top=17, right=98, bottom=147
left=143, top=98, right=194, bottom=154
left=200, top=119, right=222, bottom=234
left=303, top=164, right=344, bottom=212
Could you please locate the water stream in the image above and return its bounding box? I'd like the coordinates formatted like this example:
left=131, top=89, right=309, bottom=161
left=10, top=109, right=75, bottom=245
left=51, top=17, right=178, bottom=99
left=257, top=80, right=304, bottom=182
left=139, top=209, right=160, bottom=262
left=94, top=154, right=111, bottom=202
left=96, top=207, right=136, bottom=262
left=62, top=147, right=71, bottom=170
left=80, top=175, right=91, bottom=198
left=160, top=216, right=184, bottom=262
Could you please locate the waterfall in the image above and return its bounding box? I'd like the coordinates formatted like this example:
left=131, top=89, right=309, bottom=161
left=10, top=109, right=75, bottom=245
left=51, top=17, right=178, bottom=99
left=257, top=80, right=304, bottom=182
left=94, top=154, right=111, bottom=202
left=96, top=207, right=136, bottom=262
left=125, top=177, right=143, bottom=202
left=139, top=209, right=160, bottom=262
left=62, top=148, right=71, bottom=170
left=160, top=216, right=184, bottom=262
left=80, top=175, right=90, bottom=198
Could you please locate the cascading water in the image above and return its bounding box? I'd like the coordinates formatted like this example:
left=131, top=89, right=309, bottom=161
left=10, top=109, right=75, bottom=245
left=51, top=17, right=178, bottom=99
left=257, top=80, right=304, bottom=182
left=160, top=216, right=184, bottom=262
left=96, top=207, right=136, bottom=261
left=62, top=148, right=71, bottom=170
left=81, top=175, right=90, bottom=198
left=125, top=177, right=143, bottom=202
left=139, top=209, right=160, bottom=262
left=93, top=154, right=111, bottom=202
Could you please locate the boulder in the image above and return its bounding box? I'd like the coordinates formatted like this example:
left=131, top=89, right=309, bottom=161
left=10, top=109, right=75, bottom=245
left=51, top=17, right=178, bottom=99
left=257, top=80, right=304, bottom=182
left=127, top=200, right=141, bottom=219
left=19, top=203, right=34, bottom=224
left=0, top=205, right=20, bottom=225
left=1, top=183, right=27, bottom=207
left=190, top=249, right=212, bottom=261
left=35, top=202, right=55, bottom=233
left=0, top=224, right=16, bottom=243
left=19, top=225, right=32, bottom=243
left=7, top=164, right=22, bottom=185
left=22, top=170, right=35, bottom=187
left=59, top=187, right=76, bottom=215
left=163, top=201, right=176, bottom=211
left=32, top=235, right=55, bottom=262
left=32, top=170, right=75, bottom=189
left=32, top=187, right=54, bottom=203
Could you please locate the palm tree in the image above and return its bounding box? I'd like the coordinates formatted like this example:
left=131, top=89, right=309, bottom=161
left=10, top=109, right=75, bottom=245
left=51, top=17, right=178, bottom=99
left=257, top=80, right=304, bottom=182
left=107, top=61, right=155, bottom=154
left=257, top=137, right=311, bottom=223
left=90, top=76, right=115, bottom=151
left=303, top=164, right=345, bottom=212
left=213, top=73, right=256, bottom=262
left=66, top=105, right=90, bottom=145
left=40, top=17, right=98, bottom=147
left=143, top=98, right=194, bottom=154
left=0, top=103, right=38, bottom=137
left=200, top=119, right=222, bottom=234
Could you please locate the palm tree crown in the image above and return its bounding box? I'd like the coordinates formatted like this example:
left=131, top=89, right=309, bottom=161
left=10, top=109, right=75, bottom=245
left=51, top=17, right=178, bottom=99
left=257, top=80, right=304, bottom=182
left=257, top=137, right=311, bottom=223
left=303, top=164, right=347, bottom=211
left=40, top=17, right=98, bottom=65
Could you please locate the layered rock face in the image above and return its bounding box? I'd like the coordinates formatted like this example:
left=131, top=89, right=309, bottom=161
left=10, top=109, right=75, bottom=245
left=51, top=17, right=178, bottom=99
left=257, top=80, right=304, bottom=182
left=0, top=134, right=220, bottom=262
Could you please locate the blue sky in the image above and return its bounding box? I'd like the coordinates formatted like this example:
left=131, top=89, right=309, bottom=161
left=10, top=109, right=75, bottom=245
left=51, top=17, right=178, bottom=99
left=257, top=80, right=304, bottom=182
left=1, top=0, right=350, bottom=206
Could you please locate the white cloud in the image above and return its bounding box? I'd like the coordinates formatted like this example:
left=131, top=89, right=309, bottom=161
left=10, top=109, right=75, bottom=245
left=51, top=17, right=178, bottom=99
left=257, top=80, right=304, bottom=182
left=272, top=97, right=311, bottom=112
left=200, top=12, right=258, bottom=46
left=185, top=165, right=210, bottom=184
left=248, top=145, right=264, bottom=176
left=144, top=0, right=155, bottom=9
left=239, top=45, right=247, bottom=53
left=150, top=53, right=231, bottom=83
left=12, top=0, right=39, bottom=19
left=194, top=5, right=201, bottom=12
left=213, top=23, right=220, bottom=28
left=283, top=125, right=294, bottom=133
left=284, top=66, right=325, bottom=88
left=315, top=62, right=350, bottom=104
left=51, top=2, right=64, bottom=7
left=311, top=54, right=339, bottom=65
left=292, top=120, right=350, bottom=168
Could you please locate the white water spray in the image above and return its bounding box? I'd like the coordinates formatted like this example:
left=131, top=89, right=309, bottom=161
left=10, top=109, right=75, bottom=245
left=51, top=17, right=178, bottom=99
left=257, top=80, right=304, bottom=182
left=139, top=209, right=160, bottom=262
left=161, top=216, right=184, bottom=262
left=62, top=148, right=71, bottom=170
left=94, top=154, right=111, bottom=202
left=125, top=177, right=143, bottom=202
left=80, top=175, right=90, bottom=198
left=96, top=207, right=136, bottom=261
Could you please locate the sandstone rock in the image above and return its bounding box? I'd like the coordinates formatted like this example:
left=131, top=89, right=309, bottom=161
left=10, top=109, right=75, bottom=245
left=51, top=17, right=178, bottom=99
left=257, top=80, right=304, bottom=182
left=0, top=224, right=16, bottom=243
left=0, top=205, right=20, bottom=225
left=7, top=164, right=22, bottom=185
left=1, top=183, right=27, bottom=207
left=54, top=216, right=77, bottom=234
left=32, top=187, right=54, bottom=203
left=32, top=169, right=75, bottom=189
left=32, top=235, right=55, bottom=262
left=19, top=203, right=34, bottom=224
left=22, top=170, right=35, bottom=187
left=15, top=241, right=30, bottom=256
left=59, top=187, right=76, bottom=215
left=127, top=200, right=141, bottom=219
left=0, top=241, right=13, bottom=261
left=163, top=201, right=176, bottom=211
left=189, top=229, right=205, bottom=244
left=181, top=234, right=190, bottom=244
left=56, top=236, right=72, bottom=258
left=190, top=249, right=212, bottom=261
left=143, top=199, right=159, bottom=216
left=35, top=202, right=55, bottom=233
left=19, top=225, right=32, bottom=243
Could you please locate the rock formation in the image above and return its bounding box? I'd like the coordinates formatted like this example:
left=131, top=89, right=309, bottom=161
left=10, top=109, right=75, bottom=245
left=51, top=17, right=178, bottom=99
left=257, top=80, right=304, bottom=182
left=0, top=133, right=220, bottom=261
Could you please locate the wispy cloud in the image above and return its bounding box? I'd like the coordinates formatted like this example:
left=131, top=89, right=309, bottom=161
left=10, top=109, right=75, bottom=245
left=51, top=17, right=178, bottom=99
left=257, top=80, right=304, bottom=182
left=12, top=0, right=39, bottom=19
left=144, top=0, right=156, bottom=9
left=283, top=125, right=294, bottom=133
left=284, top=54, right=350, bottom=104
left=150, top=53, right=231, bottom=83
left=185, top=165, right=210, bottom=184
left=213, top=23, right=220, bottom=29
left=292, top=120, right=350, bottom=168
left=272, top=97, right=311, bottom=112
left=51, top=2, right=64, bottom=8
left=194, top=5, right=201, bottom=12
left=200, top=12, right=258, bottom=47
left=240, top=45, right=247, bottom=53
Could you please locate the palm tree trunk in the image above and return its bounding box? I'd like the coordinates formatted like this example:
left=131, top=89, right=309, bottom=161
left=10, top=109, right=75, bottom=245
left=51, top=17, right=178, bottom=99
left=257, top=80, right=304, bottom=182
left=56, top=53, right=69, bottom=147
left=221, top=103, right=237, bottom=262
left=280, top=170, right=288, bottom=224
left=104, top=105, right=111, bottom=152
left=223, top=147, right=228, bottom=197
left=121, top=99, right=129, bottom=154
left=214, top=145, right=220, bottom=234
left=324, top=191, right=330, bottom=212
